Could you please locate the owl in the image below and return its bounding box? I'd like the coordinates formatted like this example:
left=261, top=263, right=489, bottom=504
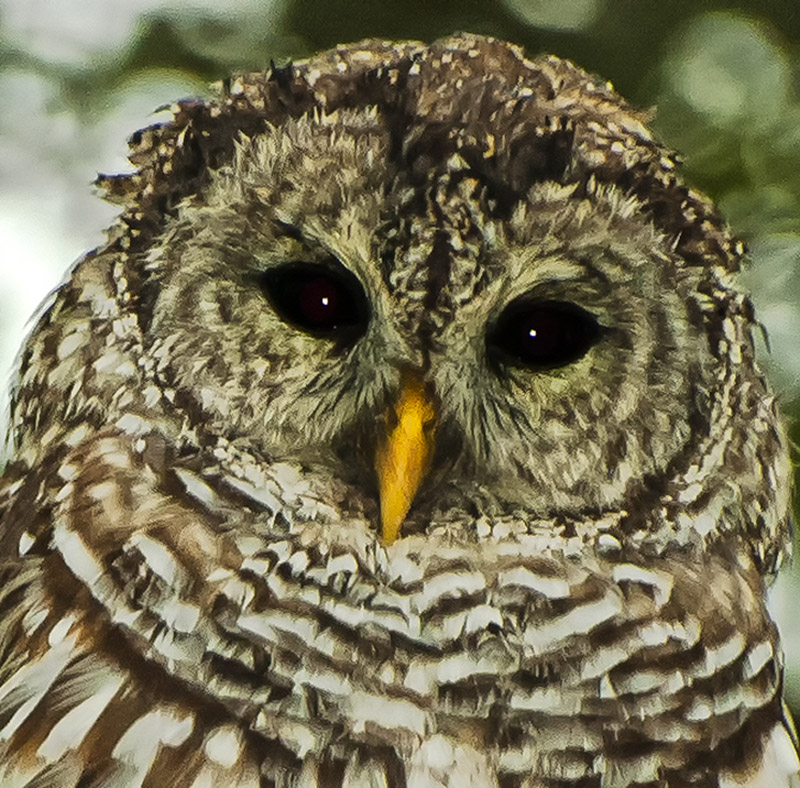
left=0, top=32, right=797, bottom=788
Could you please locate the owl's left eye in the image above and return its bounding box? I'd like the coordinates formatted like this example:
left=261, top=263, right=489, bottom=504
left=258, top=262, right=369, bottom=340
left=488, top=298, right=603, bottom=370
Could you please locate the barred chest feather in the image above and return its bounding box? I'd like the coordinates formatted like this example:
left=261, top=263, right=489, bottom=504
left=0, top=431, right=797, bottom=787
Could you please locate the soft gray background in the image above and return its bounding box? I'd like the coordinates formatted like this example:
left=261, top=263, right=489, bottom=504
left=1, top=0, right=799, bottom=710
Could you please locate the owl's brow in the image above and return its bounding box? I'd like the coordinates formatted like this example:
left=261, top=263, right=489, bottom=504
left=272, top=218, right=306, bottom=244
left=267, top=218, right=336, bottom=265
left=523, top=255, right=591, bottom=284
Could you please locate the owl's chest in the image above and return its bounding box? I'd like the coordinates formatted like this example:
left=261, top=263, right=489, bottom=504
left=208, top=537, right=778, bottom=786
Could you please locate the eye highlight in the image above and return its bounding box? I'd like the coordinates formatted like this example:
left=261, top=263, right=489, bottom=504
left=488, top=298, right=603, bottom=370
left=258, top=262, right=369, bottom=340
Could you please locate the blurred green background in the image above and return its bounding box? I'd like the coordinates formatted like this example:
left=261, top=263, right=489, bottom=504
left=1, top=0, right=799, bottom=713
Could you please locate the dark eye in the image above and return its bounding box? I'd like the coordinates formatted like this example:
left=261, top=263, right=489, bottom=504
left=488, top=298, right=603, bottom=370
left=258, top=262, right=369, bottom=340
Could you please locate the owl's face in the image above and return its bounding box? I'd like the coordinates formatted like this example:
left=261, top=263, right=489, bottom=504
left=148, top=108, right=712, bottom=540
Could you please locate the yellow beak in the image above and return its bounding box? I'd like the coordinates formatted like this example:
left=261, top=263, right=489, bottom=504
left=375, top=373, right=438, bottom=545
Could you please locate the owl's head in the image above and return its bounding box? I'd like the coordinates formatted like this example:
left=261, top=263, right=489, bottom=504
left=83, top=35, right=788, bottom=564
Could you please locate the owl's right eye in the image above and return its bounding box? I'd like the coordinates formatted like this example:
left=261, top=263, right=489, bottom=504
left=258, top=262, right=369, bottom=340
left=487, top=298, right=603, bottom=370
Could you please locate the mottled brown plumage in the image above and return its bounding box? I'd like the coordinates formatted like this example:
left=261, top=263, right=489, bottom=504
left=0, top=33, right=797, bottom=787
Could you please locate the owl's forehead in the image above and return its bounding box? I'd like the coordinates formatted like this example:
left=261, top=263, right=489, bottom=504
left=234, top=105, right=553, bottom=323
left=105, top=34, right=742, bottom=299
left=229, top=91, right=643, bottom=325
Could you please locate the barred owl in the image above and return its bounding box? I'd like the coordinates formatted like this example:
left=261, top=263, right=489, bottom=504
left=0, top=33, right=797, bottom=788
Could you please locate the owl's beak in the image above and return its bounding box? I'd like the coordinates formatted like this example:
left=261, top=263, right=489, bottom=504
left=375, top=372, right=438, bottom=545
